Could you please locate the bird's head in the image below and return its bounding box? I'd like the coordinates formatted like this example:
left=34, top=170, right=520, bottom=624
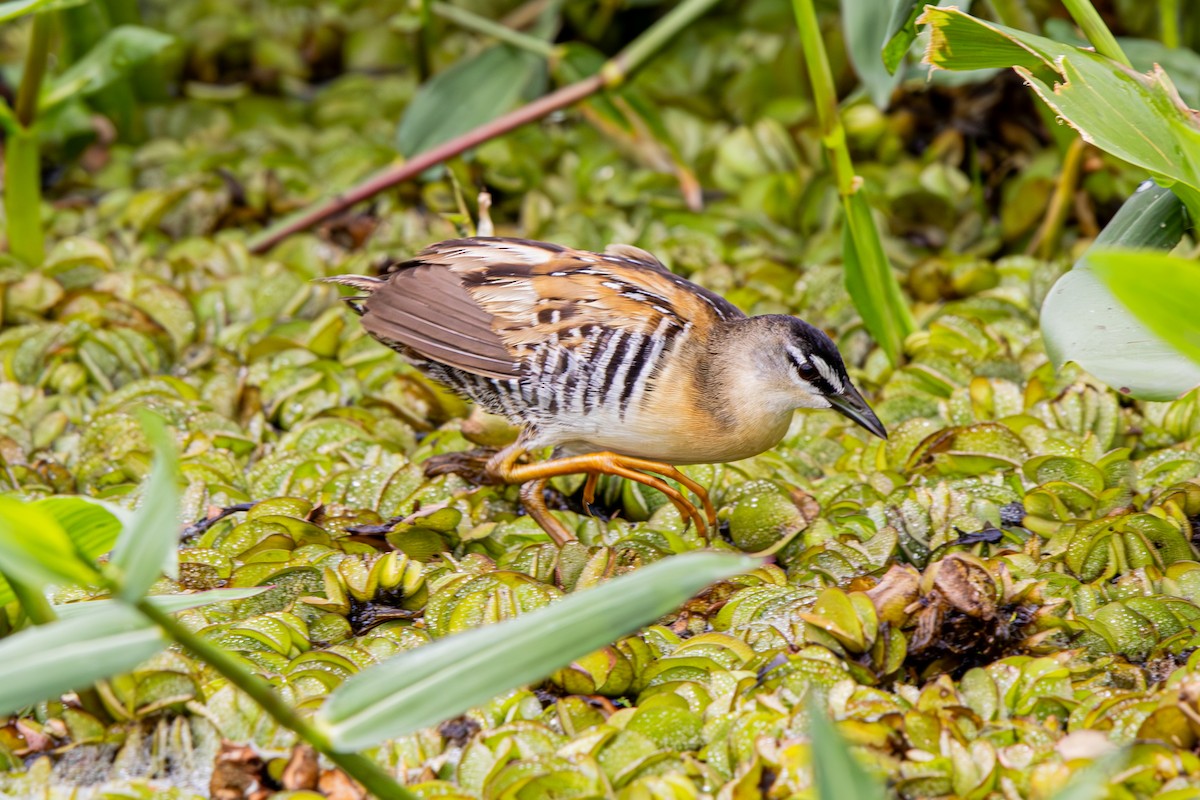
left=742, top=315, right=887, bottom=439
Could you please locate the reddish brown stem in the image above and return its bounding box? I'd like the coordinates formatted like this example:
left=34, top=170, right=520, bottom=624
left=247, top=0, right=723, bottom=253
left=247, top=75, right=603, bottom=253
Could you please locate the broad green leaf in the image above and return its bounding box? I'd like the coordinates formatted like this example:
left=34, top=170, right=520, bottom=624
left=842, top=0, right=902, bottom=102
left=53, top=587, right=271, bottom=620
left=317, top=552, right=756, bottom=750
left=109, top=413, right=181, bottom=600
left=809, top=696, right=887, bottom=800
left=396, top=44, right=545, bottom=158
left=1041, top=181, right=1200, bottom=400
left=0, top=0, right=86, bottom=22
left=1042, top=20, right=1200, bottom=108
left=0, top=603, right=165, bottom=715
left=1088, top=249, right=1200, bottom=367
left=920, top=7, right=1200, bottom=220
left=40, top=25, right=174, bottom=113
left=0, top=498, right=102, bottom=590
left=842, top=192, right=915, bottom=367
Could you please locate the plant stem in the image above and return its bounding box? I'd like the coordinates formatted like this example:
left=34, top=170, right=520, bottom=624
left=247, top=0, right=722, bottom=253
left=5, top=129, right=45, bottom=267
left=1160, top=0, right=1181, bottom=49
left=15, top=13, right=51, bottom=128
left=133, top=598, right=417, bottom=800
left=1062, top=0, right=1132, bottom=67
left=7, top=12, right=52, bottom=267
left=431, top=2, right=557, bottom=57
left=3, top=573, right=56, bottom=626
left=1030, top=137, right=1086, bottom=259
left=791, top=0, right=914, bottom=365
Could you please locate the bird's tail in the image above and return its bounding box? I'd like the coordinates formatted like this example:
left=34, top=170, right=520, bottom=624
left=316, top=274, right=383, bottom=315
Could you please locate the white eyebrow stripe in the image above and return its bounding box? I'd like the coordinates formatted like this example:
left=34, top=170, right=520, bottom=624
left=811, top=356, right=843, bottom=392
left=785, top=344, right=808, bottom=365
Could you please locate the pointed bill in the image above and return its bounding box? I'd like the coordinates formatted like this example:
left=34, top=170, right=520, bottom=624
left=829, top=384, right=887, bottom=439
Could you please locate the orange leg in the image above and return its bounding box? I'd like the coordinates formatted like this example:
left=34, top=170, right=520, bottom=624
left=488, top=445, right=715, bottom=542
left=518, top=478, right=576, bottom=546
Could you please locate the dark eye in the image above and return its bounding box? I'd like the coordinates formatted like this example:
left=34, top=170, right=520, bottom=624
left=795, top=362, right=819, bottom=380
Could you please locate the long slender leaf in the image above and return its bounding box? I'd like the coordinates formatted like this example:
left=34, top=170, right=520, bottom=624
left=0, top=604, right=166, bottom=715
left=842, top=192, right=915, bottom=367
left=1041, top=181, right=1200, bottom=400
left=0, top=498, right=101, bottom=590
left=317, top=552, right=756, bottom=750
left=809, top=696, right=888, bottom=800
left=53, top=587, right=271, bottom=620
left=0, top=0, right=85, bottom=22
left=109, top=413, right=181, bottom=600
left=40, top=25, right=174, bottom=113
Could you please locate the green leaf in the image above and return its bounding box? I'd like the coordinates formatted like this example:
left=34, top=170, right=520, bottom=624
left=0, top=498, right=102, bottom=591
left=1047, top=750, right=1128, bottom=800
left=1041, top=20, right=1200, bottom=108
left=0, top=604, right=166, bottom=716
left=40, top=25, right=174, bottom=113
left=920, top=7, right=1200, bottom=220
left=809, top=696, right=887, bottom=800
left=1088, top=249, right=1200, bottom=366
left=109, top=413, right=181, bottom=600
left=842, top=191, right=915, bottom=367
left=1041, top=181, right=1200, bottom=400
left=842, top=0, right=903, bottom=101
left=53, top=587, right=271, bottom=620
left=0, top=0, right=86, bottom=22
left=396, top=43, right=546, bottom=158
left=882, top=0, right=923, bottom=74
left=317, top=551, right=757, bottom=750
left=0, top=498, right=125, bottom=609
left=35, top=496, right=129, bottom=561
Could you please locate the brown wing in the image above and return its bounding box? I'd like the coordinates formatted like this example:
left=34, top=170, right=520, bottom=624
left=341, top=237, right=743, bottom=379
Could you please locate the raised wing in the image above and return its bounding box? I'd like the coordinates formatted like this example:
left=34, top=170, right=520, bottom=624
left=340, top=237, right=744, bottom=380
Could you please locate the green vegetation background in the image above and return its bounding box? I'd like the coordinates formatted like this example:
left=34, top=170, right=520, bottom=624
left=3, top=0, right=1200, bottom=797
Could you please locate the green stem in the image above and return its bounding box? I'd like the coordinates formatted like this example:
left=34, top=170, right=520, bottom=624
left=1160, top=0, right=1181, bottom=49
left=431, top=2, right=557, bottom=57
left=791, top=0, right=914, bottom=366
left=1062, top=0, right=1132, bottom=67
left=7, top=13, right=52, bottom=267
left=3, top=573, right=56, bottom=626
left=1031, top=137, right=1086, bottom=259
left=15, top=13, right=51, bottom=128
left=133, top=598, right=417, bottom=800
left=5, top=128, right=46, bottom=267
left=605, top=0, right=717, bottom=86
left=247, top=0, right=721, bottom=252
left=791, top=0, right=853, bottom=194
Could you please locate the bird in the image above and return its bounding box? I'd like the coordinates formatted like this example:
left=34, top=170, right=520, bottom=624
left=324, top=237, right=887, bottom=545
